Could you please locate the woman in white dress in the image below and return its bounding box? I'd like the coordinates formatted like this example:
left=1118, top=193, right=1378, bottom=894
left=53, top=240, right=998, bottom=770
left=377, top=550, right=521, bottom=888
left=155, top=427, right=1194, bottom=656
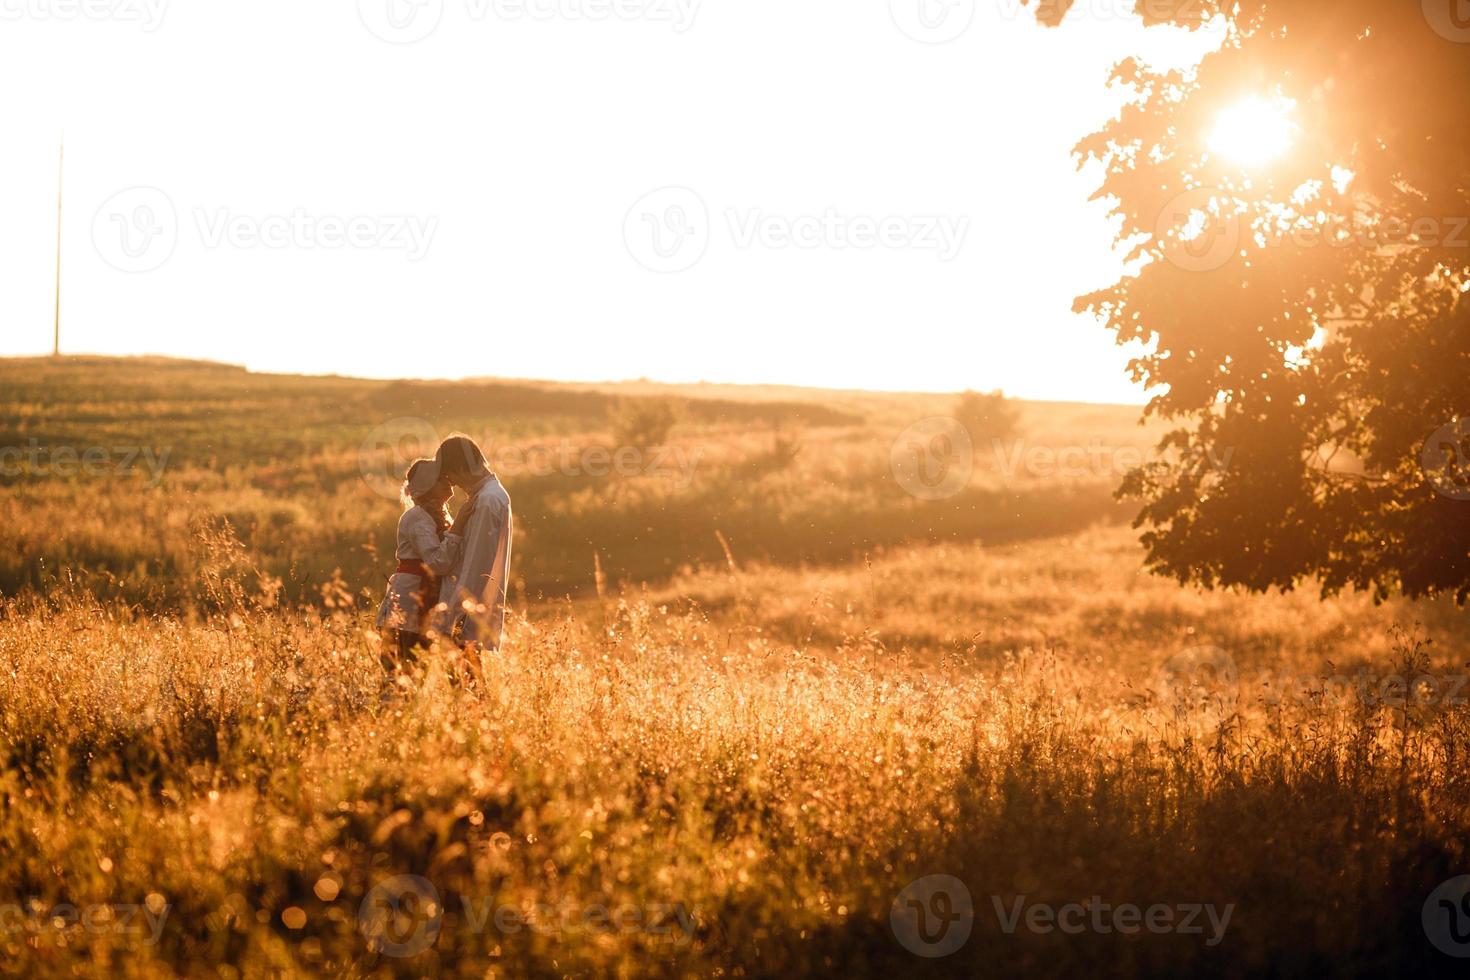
left=376, top=459, right=462, bottom=669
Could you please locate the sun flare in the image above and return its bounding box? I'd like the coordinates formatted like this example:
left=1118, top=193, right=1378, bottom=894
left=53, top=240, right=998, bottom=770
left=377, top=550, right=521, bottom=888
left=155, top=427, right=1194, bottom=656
left=1208, top=96, right=1297, bottom=166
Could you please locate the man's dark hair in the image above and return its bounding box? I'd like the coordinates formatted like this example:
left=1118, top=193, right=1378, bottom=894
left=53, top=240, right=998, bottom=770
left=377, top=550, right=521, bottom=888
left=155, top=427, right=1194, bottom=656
left=435, top=435, right=488, bottom=482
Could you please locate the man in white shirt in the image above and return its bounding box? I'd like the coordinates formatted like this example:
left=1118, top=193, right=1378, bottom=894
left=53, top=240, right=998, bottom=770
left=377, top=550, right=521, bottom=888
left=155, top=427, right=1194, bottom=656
left=432, top=435, right=513, bottom=664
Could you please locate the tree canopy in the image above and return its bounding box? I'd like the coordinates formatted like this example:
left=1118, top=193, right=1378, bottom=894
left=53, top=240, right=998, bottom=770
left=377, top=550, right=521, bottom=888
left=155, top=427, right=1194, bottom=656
left=1068, top=0, right=1470, bottom=602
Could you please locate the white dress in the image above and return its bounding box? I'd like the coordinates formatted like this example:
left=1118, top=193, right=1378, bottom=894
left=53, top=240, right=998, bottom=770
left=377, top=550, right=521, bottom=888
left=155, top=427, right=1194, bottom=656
left=376, top=506, right=462, bottom=634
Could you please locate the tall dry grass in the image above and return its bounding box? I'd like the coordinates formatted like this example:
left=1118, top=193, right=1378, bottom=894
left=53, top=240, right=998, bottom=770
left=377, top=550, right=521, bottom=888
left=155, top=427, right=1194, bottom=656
left=2, top=528, right=1467, bottom=977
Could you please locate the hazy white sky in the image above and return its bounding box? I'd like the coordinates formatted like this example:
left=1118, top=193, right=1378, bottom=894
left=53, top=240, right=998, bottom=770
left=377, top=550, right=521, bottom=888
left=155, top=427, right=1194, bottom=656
left=0, top=1, right=1218, bottom=403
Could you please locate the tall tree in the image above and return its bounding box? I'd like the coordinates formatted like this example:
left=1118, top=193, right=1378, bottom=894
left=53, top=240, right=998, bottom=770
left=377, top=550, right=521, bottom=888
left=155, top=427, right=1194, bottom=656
left=1070, top=0, right=1470, bottom=602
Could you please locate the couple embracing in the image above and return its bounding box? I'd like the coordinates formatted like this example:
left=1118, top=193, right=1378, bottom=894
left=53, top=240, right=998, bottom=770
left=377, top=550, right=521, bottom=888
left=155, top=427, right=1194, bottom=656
left=375, top=435, right=512, bottom=679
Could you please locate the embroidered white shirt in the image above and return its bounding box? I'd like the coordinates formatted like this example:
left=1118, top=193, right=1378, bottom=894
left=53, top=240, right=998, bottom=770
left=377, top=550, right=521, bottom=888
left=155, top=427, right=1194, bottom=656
left=435, top=474, right=513, bottom=649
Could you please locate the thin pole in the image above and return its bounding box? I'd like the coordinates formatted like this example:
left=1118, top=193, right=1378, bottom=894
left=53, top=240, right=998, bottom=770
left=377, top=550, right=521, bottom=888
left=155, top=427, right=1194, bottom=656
left=53, top=139, right=63, bottom=357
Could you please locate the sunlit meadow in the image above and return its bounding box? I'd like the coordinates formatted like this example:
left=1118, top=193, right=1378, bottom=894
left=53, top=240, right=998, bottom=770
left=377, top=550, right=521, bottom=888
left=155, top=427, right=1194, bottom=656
left=2, top=358, right=1467, bottom=977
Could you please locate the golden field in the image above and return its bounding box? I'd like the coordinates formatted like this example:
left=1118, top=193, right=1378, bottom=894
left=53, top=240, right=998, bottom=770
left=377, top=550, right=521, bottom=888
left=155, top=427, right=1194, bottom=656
left=2, top=357, right=1468, bottom=977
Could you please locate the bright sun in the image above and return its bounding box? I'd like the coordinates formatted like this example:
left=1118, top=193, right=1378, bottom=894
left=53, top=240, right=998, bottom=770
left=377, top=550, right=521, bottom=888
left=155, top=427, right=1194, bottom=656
left=1208, top=96, right=1297, bottom=166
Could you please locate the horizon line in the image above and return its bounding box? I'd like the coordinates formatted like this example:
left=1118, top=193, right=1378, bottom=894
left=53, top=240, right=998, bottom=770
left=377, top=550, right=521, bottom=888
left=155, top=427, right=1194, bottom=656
left=2, top=351, right=1152, bottom=410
